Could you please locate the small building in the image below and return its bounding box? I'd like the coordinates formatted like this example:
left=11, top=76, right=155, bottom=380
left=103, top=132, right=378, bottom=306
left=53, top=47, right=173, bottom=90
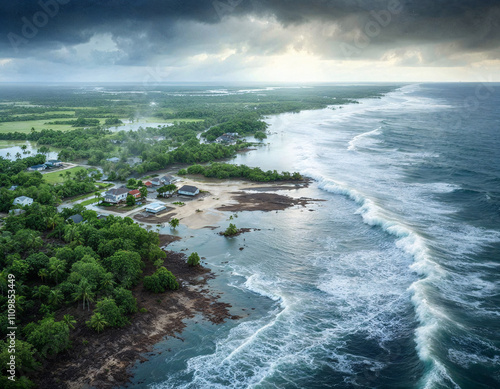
left=160, top=175, right=175, bottom=185
left=151, top=178, right=161, bottom=186
left=9, top=209, right=26, bottom=216
left=45, top=160, right=63, bottom=167
left=215, top=134, right=236, bottom=144
left=67, top=214, right=84, bottom=224
left=145, top=202, right=167, bottom=213
left=104, top=188, right=129, bottom=203
left=13, top=196, right=33, bottom=207
left=97, top=213, right=109, bottom=220
left=28, top=164, right=46, bottom=171
left=8, top=185, right=18, bottom=191
left=178, top=185, right=199, bottom=196
left=129, top=189, right=141, bottom=199
left=106, top=157, right=120, bottom=163
left=143, top=181, right=153, bottom=187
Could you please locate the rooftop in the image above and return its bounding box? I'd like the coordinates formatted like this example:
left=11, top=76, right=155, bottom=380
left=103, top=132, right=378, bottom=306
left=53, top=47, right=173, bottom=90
left=179, top=185, right=198, bottom=193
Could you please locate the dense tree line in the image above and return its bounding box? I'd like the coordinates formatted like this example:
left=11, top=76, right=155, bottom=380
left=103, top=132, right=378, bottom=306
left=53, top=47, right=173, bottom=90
left=182, top=163, right=303, bottom=181
left=0, top=208, right=178, bottom=387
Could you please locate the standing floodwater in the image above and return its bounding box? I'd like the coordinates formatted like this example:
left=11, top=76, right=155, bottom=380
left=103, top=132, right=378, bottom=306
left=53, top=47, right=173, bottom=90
left=129, top=84, right=500, bottom=389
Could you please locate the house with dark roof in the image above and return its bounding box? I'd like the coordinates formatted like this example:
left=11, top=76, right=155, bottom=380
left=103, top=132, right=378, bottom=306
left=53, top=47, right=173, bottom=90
left=215, top=133, right=237, bottom=144
left=151, top=177, right=161, bottom=186
left=28, top=164, right=46, bottom=171
left=160, top=175, right=175, bottom=185
left=178, top=185, right=199, bottom=196
left=67, top=214, right=84, bottom=224
left=104, top=188, right=129, bottom=203
left=45, top=160, right=63, bottom=167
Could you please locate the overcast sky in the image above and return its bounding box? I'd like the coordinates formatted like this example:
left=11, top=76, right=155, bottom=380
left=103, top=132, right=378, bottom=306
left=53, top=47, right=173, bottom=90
left=1, top=0, right=499, bottom=83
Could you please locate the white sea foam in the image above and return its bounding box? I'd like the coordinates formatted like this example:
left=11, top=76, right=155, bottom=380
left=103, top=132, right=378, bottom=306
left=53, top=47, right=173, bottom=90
left=347, top=127, right=382, bottom=151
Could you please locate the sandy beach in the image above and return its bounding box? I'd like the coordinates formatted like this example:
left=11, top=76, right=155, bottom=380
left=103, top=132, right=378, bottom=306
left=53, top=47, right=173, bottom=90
left=132, top=175, right=314, bottom=229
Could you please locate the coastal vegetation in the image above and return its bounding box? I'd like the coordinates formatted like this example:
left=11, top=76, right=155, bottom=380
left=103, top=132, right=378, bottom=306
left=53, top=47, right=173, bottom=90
left=0, top=84, right=397, bottom=387
left=0, top=206, right=179, bottom=387
left=223, top=223, right=239, bottom=237
left=0, top=84, right=393, bottom=180
left=187, top=252, right=200, bottom=267
left=183, top=163, right=302, bottom=182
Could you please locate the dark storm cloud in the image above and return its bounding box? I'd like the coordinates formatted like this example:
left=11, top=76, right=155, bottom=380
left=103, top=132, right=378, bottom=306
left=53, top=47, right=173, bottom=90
left=1, top=0, right=499, bottom=62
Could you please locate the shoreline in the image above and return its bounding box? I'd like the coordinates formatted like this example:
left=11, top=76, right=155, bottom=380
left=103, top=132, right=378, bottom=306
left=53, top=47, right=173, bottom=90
left=131, top=176, right=315, bottom=229
left=35, top=236, right=238, bottom=389
left=37, top=177, right=320, bottom=388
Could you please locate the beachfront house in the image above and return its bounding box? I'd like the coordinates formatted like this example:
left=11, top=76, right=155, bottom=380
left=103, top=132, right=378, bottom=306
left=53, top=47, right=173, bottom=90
left=104, top=188, right=129, bottom=203
left=145, top=202, right=167, bottom=213
left=28, top=164, right=46, bottom=171
left=143, top=181, right=153, bottom=188
left=151, top=177, right=161, bottom=186
left=13, top=196, right=33, bottom=207
left=178, top=185, right=199, bottom=196
left=45, top=160, right=63, bottom=167
left=129, top=189, right=141, bottom=199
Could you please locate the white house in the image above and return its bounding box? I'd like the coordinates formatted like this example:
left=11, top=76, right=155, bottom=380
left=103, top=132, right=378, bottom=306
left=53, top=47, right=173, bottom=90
left=145, top=202, right=167, bottom=213
left=104, top=188, right=129, bottom=203
left=178, top=185, right=199, bottom=196
left=13, top=196, right=33, bottom=207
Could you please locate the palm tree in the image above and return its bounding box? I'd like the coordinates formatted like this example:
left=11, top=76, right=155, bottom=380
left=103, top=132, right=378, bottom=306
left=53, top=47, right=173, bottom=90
left=15, top=152, right=21, bottom=159
left=5, top=152, right=10, bottom=158
left=48, top=289, right=64, bottom=307
left=89, top=313, right=108, bottom=333
left=100, top=273, right=115, bottom=293
left=49, top=258, right=66, bottom=284
left=46, top=215, right=63, bottom=231
left=38, top=268, right=49, bottom=283
left=169, top=218, right=180, bottom=229
left=32, top=286, right=43, bottom=301
left=63, top=314, right=77, bottom=330
left=72, top=279, right=95, bottom=311
left=63, top=224, right=80, bottom=243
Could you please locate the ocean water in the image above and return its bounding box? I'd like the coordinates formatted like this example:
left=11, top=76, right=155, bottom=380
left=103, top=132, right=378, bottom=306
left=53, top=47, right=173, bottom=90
left=129, top=84, right=500, bottom=389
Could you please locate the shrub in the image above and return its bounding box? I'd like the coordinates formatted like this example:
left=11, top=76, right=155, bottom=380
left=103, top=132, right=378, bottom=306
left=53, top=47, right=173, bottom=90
left=143, top=267, right=179, bottom=293
left=223, top=223, right=239, bottom=236
left=187, top=252, right=200, bottom=267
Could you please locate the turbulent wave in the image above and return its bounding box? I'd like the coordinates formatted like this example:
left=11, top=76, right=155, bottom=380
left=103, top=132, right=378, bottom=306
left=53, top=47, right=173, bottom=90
left=347, top=127, right=382, bottom=151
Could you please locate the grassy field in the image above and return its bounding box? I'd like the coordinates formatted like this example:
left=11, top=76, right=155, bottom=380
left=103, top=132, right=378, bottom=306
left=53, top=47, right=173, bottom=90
left=0, top=120, right=75, bottom=133
left=43, top=167, right=87, bottom=184
left=0, top=118, right=107, bottom=134
left=79, top=197, right=99, bottom=206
